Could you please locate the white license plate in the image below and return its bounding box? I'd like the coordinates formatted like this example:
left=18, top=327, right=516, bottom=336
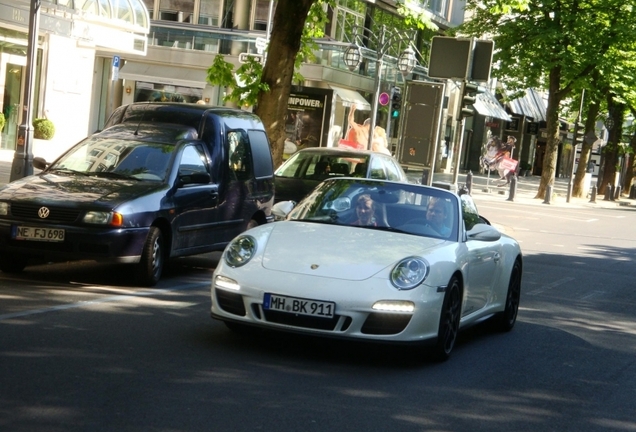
left=263, top=293, right=335, bottom=318
left=13, top=226, right=66, bottom=242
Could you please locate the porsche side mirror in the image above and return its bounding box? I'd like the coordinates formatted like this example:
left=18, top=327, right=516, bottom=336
left=272, top=200, right=296, bottom=221
left=467, top=223, right=501, bottom=242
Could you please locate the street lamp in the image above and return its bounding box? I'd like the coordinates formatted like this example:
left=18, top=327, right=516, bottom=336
left=10, top=0, right=41, bottom=181
left=343, top=44, right=362, bottom=72
left=343, top=25, right=417, bottom=150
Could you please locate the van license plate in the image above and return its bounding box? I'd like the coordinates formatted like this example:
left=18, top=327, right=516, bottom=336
left=14, top=226, right=65, bottom=242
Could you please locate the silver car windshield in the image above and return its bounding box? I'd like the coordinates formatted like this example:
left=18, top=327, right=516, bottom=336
left=287, top=179, right=459, bottom=241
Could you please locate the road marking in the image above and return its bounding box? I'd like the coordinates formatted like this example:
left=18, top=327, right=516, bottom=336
left=525, top=277, right=574, bottom=296
left=0, top=282, right=209, bottom=321
left=579, top=290, right=606, bottom=300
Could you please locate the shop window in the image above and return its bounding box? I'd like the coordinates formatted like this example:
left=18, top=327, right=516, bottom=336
left=134, top=82, right=203, bottom=103
left=200, top=0, right=222, bottom=26
left=159, top=0, right=194, bottom=22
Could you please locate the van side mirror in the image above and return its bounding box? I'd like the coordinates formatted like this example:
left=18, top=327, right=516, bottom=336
left=179, top=172, right=211, bottom=186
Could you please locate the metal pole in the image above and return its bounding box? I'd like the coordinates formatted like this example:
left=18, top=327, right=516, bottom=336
left=367, top=26, right=385, bottom=151
left=10, top=0, right=41, bottom=182
left=566, top=89, right=585, bottom=203
left=451, top=82, right=467, bottom=188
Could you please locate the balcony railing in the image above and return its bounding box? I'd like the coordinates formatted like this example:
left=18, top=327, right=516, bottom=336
left=147, top=21, right=428, bottom=81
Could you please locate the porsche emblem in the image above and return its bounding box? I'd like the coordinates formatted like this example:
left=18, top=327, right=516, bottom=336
left=310, top=264, right=319, bottom=270
left=38, top=207, right=50, bottom=219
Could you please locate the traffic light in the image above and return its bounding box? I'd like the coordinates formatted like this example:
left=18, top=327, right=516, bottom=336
left=391, top=87, right=402, bottom=118
left=572, top=122, right=585, bottom=146
left=460, top=82, right=484, bottom=118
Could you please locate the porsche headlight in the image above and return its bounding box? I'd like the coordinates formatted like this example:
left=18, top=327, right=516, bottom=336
left=390, top=257, right=429, bottom=290
left=225, top=235, right=257, bottom=267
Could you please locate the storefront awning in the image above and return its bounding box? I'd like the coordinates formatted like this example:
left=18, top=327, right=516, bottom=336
left=506, top=88, right=547, bottom=122
left=473, top=89, right=511, bottom=121
left=119, top=62, right=207, bottom=89
left=329, top=85, right=371, bottom=111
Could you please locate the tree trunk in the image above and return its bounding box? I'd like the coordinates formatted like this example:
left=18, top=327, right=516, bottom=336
left=572, top=101, right=600, bottom=198
left=621, top=134, right=636, bottom=196
left=535, top=69, right=564, bottom=200
left=598, top=99, right=624, bottom=195
left=254, top=0, right=315, bottom=169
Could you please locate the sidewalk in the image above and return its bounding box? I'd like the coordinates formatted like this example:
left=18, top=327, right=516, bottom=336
left=1, top=150, right=634, bottom=209
left=404, top=168, right=635, bottom=210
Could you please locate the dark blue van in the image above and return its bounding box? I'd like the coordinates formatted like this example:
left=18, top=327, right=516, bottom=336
left=0, top=102, right=274, bottom=285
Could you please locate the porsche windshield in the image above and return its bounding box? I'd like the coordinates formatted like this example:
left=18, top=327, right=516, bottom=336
left=287, top=179, right=460, bottom=240
left=49, top=137, right=174, bottom=182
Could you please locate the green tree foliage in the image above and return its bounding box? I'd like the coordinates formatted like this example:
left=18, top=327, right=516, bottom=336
left=458, top=0, right=636, bottom=200
left=33, top=118, right=55, bottom=140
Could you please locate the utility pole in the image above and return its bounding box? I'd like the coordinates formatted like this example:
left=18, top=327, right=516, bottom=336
left=10, top=0, right=41, bottom=182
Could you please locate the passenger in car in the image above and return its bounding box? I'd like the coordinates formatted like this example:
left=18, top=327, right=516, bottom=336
left=353, top=194, right=377, bottom=226
left=426, top=197, right=451, bottom=237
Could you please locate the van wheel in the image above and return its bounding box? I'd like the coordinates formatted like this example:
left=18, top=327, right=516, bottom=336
left=0, top=257, right=27, bottom=273
left=136, top=227, right=164, bottom=286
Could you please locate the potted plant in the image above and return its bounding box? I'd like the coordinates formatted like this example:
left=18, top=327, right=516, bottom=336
left=33, top=118, right=55, bottom=140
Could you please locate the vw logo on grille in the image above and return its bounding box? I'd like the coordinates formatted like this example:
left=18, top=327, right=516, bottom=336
left=38, top=207, right=50, bottom=219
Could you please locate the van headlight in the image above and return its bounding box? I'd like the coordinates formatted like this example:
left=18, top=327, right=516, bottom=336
left=390, top=257, right=429, bottom=290
left=225, top=235, right=257, bottom=267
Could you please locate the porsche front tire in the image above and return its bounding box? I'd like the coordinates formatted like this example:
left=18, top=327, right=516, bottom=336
left=431, top=276, right=462, bottom=362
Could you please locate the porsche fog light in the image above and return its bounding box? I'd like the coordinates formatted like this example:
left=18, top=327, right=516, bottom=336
left=225, top=235, right=257, bottom=267
left=214, top=275, right=240, bottom=291
left=0, top=202, right=8, bottom=216
left=391, top=257, right=429, bottom=290
left=372, top=301, right=415, bottom=313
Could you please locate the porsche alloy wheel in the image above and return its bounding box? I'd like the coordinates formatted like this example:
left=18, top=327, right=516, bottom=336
left=136, top=227, right=164, bottom=286
left=432, top=276, right=462, bottom=362
left=495, top=259, right=522, bottom=332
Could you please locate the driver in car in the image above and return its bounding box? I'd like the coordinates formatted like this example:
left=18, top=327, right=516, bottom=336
left=426, top=197, right=451, bottom=237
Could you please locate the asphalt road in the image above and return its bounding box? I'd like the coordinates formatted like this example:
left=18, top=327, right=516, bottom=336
left=1, top=198, right=635, bottom=432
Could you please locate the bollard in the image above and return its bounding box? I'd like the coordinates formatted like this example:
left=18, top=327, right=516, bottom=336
left=610, top=184, right=616, bottom=201
left=507, top=175, right=517, bottom=201
left=630, top=184, right=636, bottom=199
left=465, top=171, right=473, bottom=195
left=589, top=185, right=597, bottom=203
left=604, top=185, right=612, bottom=201
left=543, top=184, right=553, bottom=204
left=614, top=185, right=622, bottom=200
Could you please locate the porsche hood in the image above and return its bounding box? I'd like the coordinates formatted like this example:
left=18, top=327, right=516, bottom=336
left=261, top=222, right=447, bottom=281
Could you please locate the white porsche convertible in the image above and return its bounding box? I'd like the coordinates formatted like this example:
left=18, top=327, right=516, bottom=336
left=210, top=178, right=522, bottom=361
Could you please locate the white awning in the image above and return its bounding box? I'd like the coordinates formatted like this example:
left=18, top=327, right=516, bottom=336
left=119, top=62, right=208, bottom=89
left=329, top=85, right=371, bottom=111
left=473, top=89, right=511, bottom=121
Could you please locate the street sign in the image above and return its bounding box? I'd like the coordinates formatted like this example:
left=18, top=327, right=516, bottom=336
left=255, top=37, right=268, bottom=54
left=379, top=92, right=389, bottom=106
left=111, top=55, right=120, bottom=81
left=428, top=37, right=494, bottom=82
left=238, top=53, right=263, bottom=64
